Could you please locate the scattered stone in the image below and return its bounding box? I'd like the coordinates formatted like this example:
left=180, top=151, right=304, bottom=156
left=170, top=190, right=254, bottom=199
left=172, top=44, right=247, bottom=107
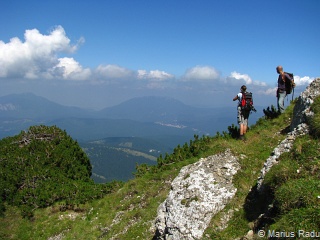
left=244, top=230, right=254, bottom=240
left=48, top=233, right=64, bottom=240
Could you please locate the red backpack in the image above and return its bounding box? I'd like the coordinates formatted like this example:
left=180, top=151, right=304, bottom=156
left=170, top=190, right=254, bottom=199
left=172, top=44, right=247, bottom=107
left=241, top=92, right=254, bottom=112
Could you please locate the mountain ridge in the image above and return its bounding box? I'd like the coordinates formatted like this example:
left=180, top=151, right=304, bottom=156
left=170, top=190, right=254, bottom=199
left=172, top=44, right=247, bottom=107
left=0, top=92, right=94, bottom=119
left=0, top=92, right=263, bottom=140
left=98, top=95, right=198, bottom=122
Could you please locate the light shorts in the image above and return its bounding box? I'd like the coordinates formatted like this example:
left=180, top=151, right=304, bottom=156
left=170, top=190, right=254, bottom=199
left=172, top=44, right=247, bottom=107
left=237, top=106, right=249, bottom=125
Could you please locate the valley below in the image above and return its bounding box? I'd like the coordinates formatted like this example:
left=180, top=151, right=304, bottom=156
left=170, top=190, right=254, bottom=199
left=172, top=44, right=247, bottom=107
left=0, top=93, right=264, bottom=182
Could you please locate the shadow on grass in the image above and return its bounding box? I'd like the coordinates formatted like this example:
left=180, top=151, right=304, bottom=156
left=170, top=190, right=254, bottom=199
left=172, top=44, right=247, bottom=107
left=243, top=184, right=278, bottom=231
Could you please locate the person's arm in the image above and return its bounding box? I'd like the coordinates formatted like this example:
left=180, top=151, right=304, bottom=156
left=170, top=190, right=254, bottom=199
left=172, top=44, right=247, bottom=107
left=233, top=95, right=239, bottom=101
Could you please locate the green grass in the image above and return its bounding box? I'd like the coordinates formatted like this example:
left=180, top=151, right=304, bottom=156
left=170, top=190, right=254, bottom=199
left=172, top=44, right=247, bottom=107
left=310, top=95, right=320, bottom=137
left=275, top=178, right=320, bottom=212
left=1, top=96, right=319, bottom=239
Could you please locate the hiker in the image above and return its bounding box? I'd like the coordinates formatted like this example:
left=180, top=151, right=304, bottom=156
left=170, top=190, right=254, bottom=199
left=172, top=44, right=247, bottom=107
left=276, top=65, right=293, bottom=113
left=233, top=85, right=251, bottom=140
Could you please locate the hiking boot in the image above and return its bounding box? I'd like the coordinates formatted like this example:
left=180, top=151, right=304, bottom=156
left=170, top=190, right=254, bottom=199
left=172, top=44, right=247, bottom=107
left=238, top=135, right=247, bottom=141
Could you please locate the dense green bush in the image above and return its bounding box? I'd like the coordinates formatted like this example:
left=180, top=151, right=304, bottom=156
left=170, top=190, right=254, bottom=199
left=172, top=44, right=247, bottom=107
left=227, top=124, right=239, bottom=139
left=0, top=125, right=120, bottom=218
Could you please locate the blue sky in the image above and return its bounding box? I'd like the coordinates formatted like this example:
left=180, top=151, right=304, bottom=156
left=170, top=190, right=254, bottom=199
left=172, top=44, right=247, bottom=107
left=0, top=0, right=319, bottom=109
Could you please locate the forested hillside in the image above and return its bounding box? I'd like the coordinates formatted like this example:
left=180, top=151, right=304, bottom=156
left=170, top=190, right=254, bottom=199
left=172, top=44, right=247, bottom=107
left=0, top=125, right=120, bottom=219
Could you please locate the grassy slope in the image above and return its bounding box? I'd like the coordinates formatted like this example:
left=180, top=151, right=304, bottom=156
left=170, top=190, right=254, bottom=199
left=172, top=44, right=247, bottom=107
left=1, top=99, right=319, bottom=239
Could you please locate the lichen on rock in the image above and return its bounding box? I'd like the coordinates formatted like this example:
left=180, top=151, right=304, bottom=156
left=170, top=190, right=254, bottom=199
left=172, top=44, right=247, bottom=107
left=154, top=149, right=240, bottom=240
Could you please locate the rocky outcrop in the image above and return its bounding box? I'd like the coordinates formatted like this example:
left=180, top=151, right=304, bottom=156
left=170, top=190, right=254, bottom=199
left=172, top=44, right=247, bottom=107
left=154, top=149, right=240, bottom=240
left=256, top=123, right=309, bottom=192
left=291, top=78, right=320, bottom=130
left=257, top=78, right=320, bottom=192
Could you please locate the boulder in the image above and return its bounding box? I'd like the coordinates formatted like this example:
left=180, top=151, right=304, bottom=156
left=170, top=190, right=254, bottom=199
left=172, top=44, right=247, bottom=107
left=154, top=149, right=240, bottom=240
left=291, top=78, right=320, bottom=130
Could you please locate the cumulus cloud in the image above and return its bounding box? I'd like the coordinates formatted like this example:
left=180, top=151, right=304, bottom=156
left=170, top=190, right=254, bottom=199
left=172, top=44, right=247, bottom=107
left=57, top=57, right=91, bottom=80
left=229, top=71, right=267, bottom=86
left=293, top=75, right=314, bottom=86
left=0, top=26, right=86, bottom=80
left=136, top=70, right=174, bottom=89
left=0, top=25, right=177, bottom=86
left=137, top=70, right=174, bottom=80
left=182, top=66, right=220, bottom=81
left=230, top=71, right=252, bottom=85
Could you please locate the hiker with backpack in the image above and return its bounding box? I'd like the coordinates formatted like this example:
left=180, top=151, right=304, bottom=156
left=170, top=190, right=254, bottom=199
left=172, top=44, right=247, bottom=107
left=233, top=85, right=255, bottom=140
left=276, top=65, right=295, bottom=113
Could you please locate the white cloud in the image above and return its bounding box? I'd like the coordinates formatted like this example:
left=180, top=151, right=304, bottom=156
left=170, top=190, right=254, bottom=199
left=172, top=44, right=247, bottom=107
left=0, top=26, right=84, bottom=80
left=258, top=87, right=277, bottom=96
left=230, top=71, right=252, bottom=85
left=229, top=71, right=267, bottom=86
left=136, top=69, right=174, bottom=89
left=183, top=66, right=220, bottom=81
left=95, top=64, right=134, bottom=80
left=293, top=76, right=314, bottom=86
left=254, top=81, right=267, bottom=86
left=137, top=69, right=174, bottom=80
left=57, top=57, right=91, bottom=81
left=24, top=26, right=78, bottom=54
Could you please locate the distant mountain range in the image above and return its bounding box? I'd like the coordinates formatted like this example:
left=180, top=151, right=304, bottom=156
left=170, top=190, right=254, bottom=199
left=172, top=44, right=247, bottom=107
left=0, top=93, right=93, bottom=120
left=0, top=93, right=254, bottom=141
left=0, top=93, right=263, bottom=182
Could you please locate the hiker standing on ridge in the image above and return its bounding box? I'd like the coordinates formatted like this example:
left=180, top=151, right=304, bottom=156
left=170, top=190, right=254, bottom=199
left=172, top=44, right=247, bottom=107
left=233, top=85, right=251, bottom=140
left=276, top=65, right=293, bottom=113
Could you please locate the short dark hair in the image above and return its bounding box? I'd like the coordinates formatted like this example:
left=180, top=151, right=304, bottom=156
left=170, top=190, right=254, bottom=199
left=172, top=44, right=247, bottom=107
left=241, top=85, right=247, bottom=91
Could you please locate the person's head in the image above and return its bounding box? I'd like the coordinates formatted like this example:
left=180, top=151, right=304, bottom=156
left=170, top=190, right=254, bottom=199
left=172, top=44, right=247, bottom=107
left=276, top=65, right=283, bottom=74
left=241, top=85, right=247, bottom=92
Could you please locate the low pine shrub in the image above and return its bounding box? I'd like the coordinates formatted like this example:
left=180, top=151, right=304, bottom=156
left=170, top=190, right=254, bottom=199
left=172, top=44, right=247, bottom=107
left=263, top=105, right=280, bottom=119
